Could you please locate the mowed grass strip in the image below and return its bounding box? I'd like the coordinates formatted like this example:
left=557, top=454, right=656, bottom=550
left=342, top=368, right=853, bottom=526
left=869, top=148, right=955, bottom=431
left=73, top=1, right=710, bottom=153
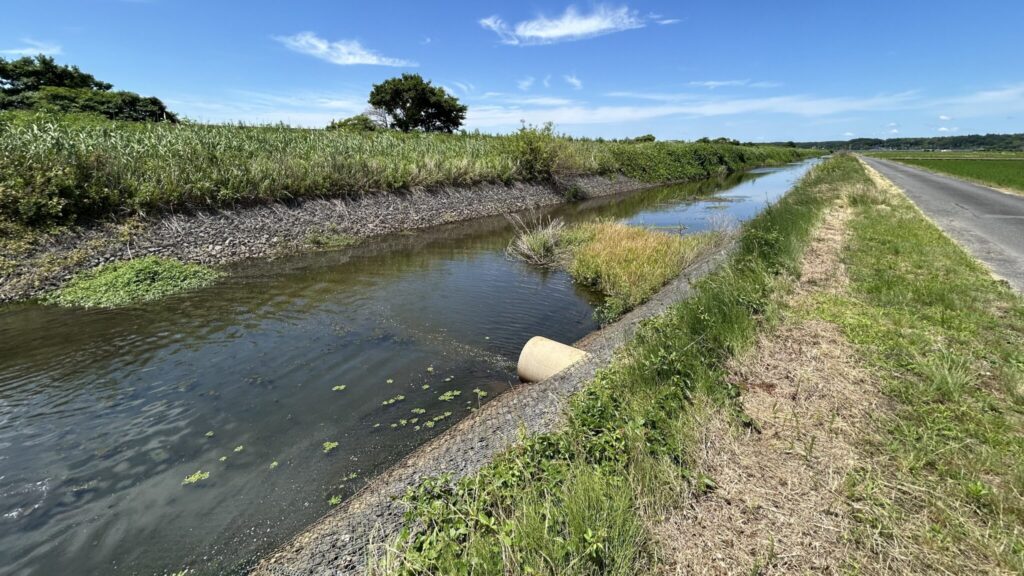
left=807, top=164, right=1024, bottom=573
left=371, top=155, right=850, bottom=575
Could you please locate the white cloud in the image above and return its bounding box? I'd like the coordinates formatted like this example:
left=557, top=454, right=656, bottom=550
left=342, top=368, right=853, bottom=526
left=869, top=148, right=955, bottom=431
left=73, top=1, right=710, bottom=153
left=937, top=127, right=949, bottom=132
left=656, top=19, right=681, bottom=25
left=689, top=80, right=749, bottom=89
left=889, top=128, right=900, bottom=134
left=564, top=74, right=583, bottom=89
left=938, top=114, right=952, bottom=120
left=451, top=81, right=474, bottom=94
left=887, top=122, right=899, bottom=127
left=543, top=75, right=552, bottom=88
left=465, top=91, right=920, bottom=130
left=843, top=131, right=855, bottom=137
left=517, top=76, right=535, bottom=91
left=480, top=5, right=645, bottom=45
left=688, top=79, right=780, bottom=89
left=937, top=84, right=1024, bottom=117
left=1, top=38, right=62, bottom=56
left=274, top=32, right=415, bottom=67
left=607, top=90, right=919, bottom=116
left=168, top=89, right=367, bottom=127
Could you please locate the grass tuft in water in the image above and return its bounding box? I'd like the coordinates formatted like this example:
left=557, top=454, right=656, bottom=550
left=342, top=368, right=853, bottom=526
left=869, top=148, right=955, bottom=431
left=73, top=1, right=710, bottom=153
left=45, top=256, right=220, bottom=308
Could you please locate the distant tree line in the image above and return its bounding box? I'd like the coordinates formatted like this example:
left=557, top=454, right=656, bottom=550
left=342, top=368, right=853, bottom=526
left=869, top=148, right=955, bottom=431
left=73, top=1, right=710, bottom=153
left=766, top=133, right=1024, bottom=152
left=0, top=55, right=177, bottom=122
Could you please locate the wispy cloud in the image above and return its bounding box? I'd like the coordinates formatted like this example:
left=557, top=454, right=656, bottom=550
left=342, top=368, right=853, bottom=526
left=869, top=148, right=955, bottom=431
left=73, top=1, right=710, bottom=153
left=543, top=75, right=552, bottom=88
left=843, top=132, right=855, bottom=137
left=656, top=18, right=681, bottom=25
left=564, top=74, right=583, bottom=89
left=466, top=90, right=921, bottom=129
left=938, top=114, right=952, bottom=120
left=451, top=81, right=475, bottom=94
left=274, top=32, right=415, bottom=67
left=1, top=38, right=62, bottom=56
left=480, top=5, right=647, bottom=45
left=517, top=76, right=535, bottom=91
left=688, top=79, right=781, bottom=89
left=937, top=84, right=1024, bottom=117
left=937, top=126, right=959, bottom=132
left=167, top=89, right=367, bottom=127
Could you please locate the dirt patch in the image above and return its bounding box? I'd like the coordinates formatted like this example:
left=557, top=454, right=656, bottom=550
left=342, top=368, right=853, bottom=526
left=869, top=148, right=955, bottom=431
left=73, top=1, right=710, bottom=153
left=653, top=204, right=888, bottom=574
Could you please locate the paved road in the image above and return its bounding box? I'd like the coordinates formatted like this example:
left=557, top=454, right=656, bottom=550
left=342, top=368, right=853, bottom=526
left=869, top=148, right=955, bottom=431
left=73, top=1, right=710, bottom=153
left=860, top=156, right=1024, bottom=292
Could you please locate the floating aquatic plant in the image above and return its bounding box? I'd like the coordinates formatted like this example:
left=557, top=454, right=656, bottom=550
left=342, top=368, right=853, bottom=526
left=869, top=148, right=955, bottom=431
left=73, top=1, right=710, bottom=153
left=233, top=445, right=244, bottom=453
left=411, top=408, right=426, bottom=415
left=421, top=384, right=430, bottom=390
left=269, top=461, right=279, bottom=470
left=381, top=394, right=406, bottom=406
left=386, top=378, right=394, bottom=384
left=219, top=456, right=227, bottom=462
left=332, top=385, right=347, bottom=391
left=204, top=431, right=215, bottom=438
left=426, top=366, right=434, bottom=373
left=328, top=495, right=342, bottom=506
left=473, top=388, right=488, bottom=398
left=438, top=390, right=461, bottom=402
left=322, top=441, right=339, bottom=453
left=182, top=470, right=209, bottom=485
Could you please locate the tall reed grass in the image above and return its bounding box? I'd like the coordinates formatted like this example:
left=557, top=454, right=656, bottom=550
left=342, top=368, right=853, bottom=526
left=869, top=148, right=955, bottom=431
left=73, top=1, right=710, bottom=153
left=0, top=111, right=816, bottom=227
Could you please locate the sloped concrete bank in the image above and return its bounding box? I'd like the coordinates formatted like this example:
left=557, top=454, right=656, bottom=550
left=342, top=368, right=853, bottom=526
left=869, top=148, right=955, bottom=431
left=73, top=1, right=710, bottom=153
left=0, top=174, right=648, bottom=303
left=250, top=242, right=736, bottom=576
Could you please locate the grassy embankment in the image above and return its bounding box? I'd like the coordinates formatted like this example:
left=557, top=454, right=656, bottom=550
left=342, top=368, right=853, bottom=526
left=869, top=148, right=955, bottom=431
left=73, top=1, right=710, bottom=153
left=869, top=150, right=1024, bottom=193
left=373, top=154, right=1024, bottom=574
left=372, top=156, right=849, bottom=574
left=807, top=165, right=1024, bottom=572
left=508, top=219, right=725, bottom=321
left=0, top=112, right=814, bottom=307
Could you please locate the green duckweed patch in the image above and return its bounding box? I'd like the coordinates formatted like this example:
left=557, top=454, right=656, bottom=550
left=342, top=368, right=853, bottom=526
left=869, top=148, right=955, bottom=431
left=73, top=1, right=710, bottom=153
left=45, top=256, right=221, bottom=308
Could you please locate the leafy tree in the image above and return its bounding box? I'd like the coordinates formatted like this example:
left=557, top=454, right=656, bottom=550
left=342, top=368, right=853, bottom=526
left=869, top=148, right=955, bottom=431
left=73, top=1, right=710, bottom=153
left=0, top=54, right=176, bottom=122
left=368, top=74, right=466, bottom=133
left=326, top=113, right=380, bottom=132
left=25, top=87, right=175, bottom=122
left=0, top=55, right=110, bottom=96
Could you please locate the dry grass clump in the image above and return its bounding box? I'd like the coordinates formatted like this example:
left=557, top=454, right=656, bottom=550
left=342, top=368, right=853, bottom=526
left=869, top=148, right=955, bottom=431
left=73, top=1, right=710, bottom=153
left=567, top=222, right=722, bottom=319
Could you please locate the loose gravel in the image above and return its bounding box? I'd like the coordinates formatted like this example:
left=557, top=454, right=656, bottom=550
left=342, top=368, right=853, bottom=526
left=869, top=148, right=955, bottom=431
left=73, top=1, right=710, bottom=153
left=1, top=175, right=646, bottom=303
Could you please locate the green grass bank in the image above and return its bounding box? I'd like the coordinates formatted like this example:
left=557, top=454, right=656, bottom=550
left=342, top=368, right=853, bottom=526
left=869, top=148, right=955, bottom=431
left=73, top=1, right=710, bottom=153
left=807, top=165, right=1024, bottom=573
left=0, top=112, right=815, bottom=230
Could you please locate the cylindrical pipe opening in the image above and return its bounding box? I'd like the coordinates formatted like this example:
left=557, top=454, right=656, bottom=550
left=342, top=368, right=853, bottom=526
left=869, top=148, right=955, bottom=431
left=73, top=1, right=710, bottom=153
left=517, top=336, right=588, bottom=383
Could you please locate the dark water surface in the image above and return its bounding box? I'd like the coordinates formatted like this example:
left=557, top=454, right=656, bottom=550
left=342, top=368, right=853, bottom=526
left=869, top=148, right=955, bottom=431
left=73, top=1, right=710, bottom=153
left=0, top=160, right=817, bottom=575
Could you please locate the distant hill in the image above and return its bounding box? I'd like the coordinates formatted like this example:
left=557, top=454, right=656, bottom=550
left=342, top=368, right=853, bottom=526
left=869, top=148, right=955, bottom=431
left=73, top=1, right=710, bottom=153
left=764, top=133, right=1024, bottom=151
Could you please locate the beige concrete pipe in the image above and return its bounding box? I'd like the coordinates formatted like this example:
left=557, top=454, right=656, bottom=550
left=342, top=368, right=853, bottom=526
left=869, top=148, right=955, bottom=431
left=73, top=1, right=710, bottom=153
left=517, top=336, right=589, bottom=383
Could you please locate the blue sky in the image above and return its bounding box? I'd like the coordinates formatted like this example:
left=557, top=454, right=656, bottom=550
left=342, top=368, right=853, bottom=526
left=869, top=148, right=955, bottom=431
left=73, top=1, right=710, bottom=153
left=3, top=1, right=1023, bottom=141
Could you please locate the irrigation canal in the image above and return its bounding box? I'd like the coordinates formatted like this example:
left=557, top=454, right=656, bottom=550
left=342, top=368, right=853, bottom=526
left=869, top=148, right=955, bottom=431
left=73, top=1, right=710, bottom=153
left=0, top=158, right=818, bottom=575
